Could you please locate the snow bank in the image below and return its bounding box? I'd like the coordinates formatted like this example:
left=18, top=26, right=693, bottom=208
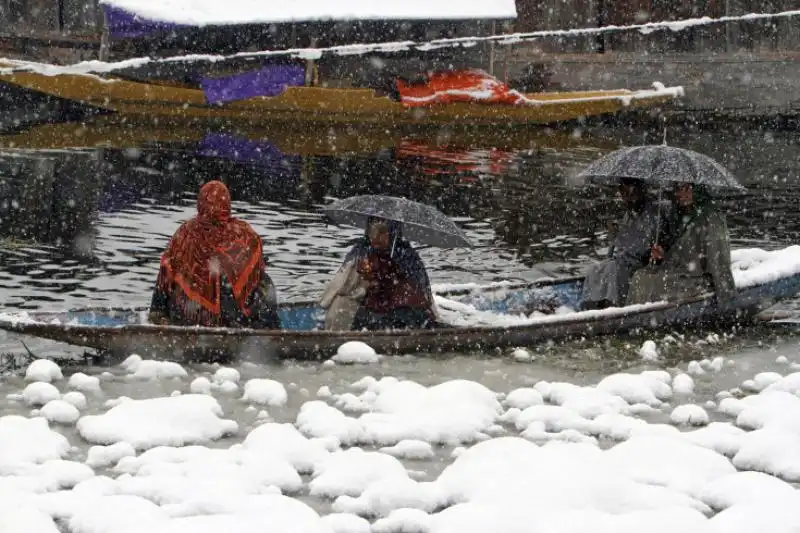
left=241, top=379, right=288, bottom=406
left=332, top=342, right=381, bottom=364
left=380, top=439, right=435, bottom=460
left=22, top=382, right=61, bottom=406
left=603, top=435, right=735, bottom=495
left=68, top=373, right=102, bottom=394
left=0, top=494, right=60, bottom=533
left=213, top=367, right=240, bottom=384
left=681, top=423, right=747, bottom=457
left=114, top=494, right=330, bottom=533
left=0, top=416, right=70, bottom=465
left=40, top=400, right=81, bottom=425
left=707, top=499, right=800, bottom=533
left=732, top=429, right=800, bottom=481
left=0, top=459, right=94, bottom=493
left=63, top=391, right=88, bottom=410
left=25, top=359, right=62, bottom=382
left=127, top=359, right=188, bottom=380
left=190, top=377, right=212, bottom=394
left=86, top=442, right=137, bottom=468
left=670, top=404, right=709, bottom=426
left=698, top=471, right=798, bottom=510
left=735, top=390, right=800, bottom=433
left=639, top=340, right=659, bottom=361
left=67, top=494, right=168, bottom=533
left=309, top=448, right=408, bottom=498
left=297, top=401, right=364, bottom=445
left=112, top=445, right=303, bottom=501
left=742, top=372, right=783, bottom=392
left=511, top=347, right=534, bottom=362
left=673, top=373, right=695, bottom=395
left=596, top=373, right=672, bottom=406
left=77, top=394, right=238, bottom=449
left=333, top=475, right=446, bottom=517
left=763, top=372, right=800, bottom=395
left=241, top=422, right=331, bottom=474
left=433, top=437, right=709, bottom=516
left=322, top=513, right=371, bottom=533
left=504, top=387, right=544, bottom=409
left=298, top=378, right=501, bottom=446
left=99, top=0, right=517, bottom=26
left=731, top=245, right=800, bottom=289
left=544, top=381, right=630, bottom=418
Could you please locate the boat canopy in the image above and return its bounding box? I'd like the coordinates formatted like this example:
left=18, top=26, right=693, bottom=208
left=100, top=0, right=517, bottom=38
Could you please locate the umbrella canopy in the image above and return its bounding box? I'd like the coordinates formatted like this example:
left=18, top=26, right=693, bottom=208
left=321, top=195, right=473, bottom=248
left=579, top=145, right=746, bottom=195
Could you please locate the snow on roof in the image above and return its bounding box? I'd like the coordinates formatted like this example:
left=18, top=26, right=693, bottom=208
left=98, top=0, right=517, bottom=26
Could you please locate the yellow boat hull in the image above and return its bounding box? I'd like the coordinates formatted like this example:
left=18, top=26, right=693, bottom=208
left=0, top=115, right=619, bottom=155
left=0, top=68, right=680, bottom=126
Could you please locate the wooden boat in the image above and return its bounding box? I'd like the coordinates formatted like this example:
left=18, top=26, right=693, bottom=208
left=0, top=114, right=618, bottom=155
left=3, top=255, right=799, bottom=361
left=0, top=61, right=682, bottom=127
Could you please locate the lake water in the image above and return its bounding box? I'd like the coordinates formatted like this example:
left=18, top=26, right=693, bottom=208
left=0, top=118, right=798, bottom=360
left=2, top=117, right=800, bottom=528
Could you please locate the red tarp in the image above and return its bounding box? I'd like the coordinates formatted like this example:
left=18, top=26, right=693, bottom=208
left=396, top=69, right=532, bottom=108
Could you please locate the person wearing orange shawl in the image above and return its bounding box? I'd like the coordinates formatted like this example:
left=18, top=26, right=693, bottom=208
left=148, top=181, right=280, bottom=329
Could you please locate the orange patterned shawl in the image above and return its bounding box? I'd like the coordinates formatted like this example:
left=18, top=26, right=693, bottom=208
left=156, top=180, right=264, bottom=325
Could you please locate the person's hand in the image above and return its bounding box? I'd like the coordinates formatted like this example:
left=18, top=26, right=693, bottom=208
left=357, top=257, right=372, bottom=276
left=650, top=244, right=665, bottom=262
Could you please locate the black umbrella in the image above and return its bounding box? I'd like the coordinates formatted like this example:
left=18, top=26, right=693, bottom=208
left=321, top=195, right=473, bottom=248
left=578, top=145, right=746, bottom=195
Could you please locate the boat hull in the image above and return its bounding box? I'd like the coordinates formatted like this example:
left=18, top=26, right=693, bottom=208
left=0, top=114, right=618, bottom=154
left=0, top=68, right=680, bottom=126
left=2, top=272, right=798, bottom=361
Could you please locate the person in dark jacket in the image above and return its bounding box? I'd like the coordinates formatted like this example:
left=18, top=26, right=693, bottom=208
left=149, top=180, right=280, bottom=329
left=581, top=178, right=667, bottom=310
left=334, top=217, right=436, bottom=331
left=626, top=182, right=735, bottom=305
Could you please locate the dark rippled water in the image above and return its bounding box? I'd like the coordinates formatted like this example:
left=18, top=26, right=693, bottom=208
left=0, top=119, right=797, bottom=331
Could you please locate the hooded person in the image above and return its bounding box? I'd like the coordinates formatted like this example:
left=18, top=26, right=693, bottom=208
left=149, top=180, right=280, bottom=329
left=626, top=182, right=735, bottom=306
left=581, top=178, right=667, bottom=310
left=320, top=217, right=436, bottom=331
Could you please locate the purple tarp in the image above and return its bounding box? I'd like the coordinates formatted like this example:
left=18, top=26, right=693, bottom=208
left=199, top=65, right=305, bottom=104
left=197, top=133, right=301, bottom=170
left=103, top=5, right=186, bottom=38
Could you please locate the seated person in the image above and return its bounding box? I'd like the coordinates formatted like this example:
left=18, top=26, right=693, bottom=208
left=626, top=182, right=735, bottom=305
left=321, top=217, right=436, bottom=331
left=581, top=178, right=667, bottom=310
left=149, top=180, right=280, bottom=329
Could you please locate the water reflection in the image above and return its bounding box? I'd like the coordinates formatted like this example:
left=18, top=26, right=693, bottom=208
left=0, top=118, right=798, bottom=312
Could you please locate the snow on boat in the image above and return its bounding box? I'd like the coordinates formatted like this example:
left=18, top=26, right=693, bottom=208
left=0, top=0, right=685, bottom=127
left=0, top=61, right=682, bottom=127
left=2, top=246, right=800, bottom=361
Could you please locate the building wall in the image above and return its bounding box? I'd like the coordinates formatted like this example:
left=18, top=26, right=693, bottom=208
left=514, top=0, right=800, bottom=52
left=2, top=0, right=798, bottom=52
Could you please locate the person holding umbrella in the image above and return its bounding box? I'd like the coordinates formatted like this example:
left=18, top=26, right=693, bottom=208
left=319, top=195, right=473, bottom=331
left=626, top=181, right=735, bottom=305
left=579, top=145, right=744, bottom=308
left=580, top=177, right=667, bottom=310
left=352, top=217, right=436, bottom=330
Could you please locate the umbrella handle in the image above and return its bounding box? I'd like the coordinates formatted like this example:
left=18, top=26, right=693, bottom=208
left=650, top=187, right=662, bottom=266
